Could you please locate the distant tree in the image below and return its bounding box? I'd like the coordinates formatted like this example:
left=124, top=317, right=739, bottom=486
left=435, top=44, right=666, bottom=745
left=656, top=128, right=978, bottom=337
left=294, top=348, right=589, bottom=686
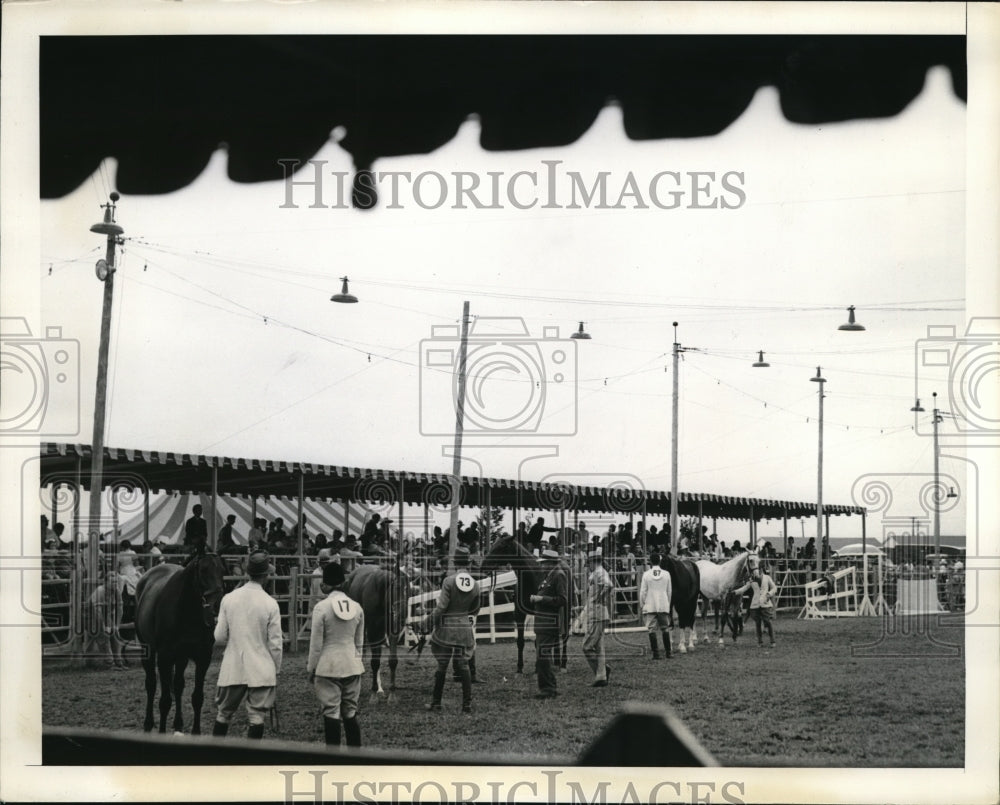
left=476, top=506, right=507, bottom=546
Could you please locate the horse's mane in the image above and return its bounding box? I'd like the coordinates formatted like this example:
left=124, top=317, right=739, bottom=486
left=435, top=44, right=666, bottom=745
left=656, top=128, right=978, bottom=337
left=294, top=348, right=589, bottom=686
left=484, top=536, right=538, bottom=567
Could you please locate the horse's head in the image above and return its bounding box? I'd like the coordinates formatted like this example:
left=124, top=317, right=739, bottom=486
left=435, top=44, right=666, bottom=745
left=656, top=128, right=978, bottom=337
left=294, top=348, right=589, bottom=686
left=189, top=552, right=226, bottom=628
left=480, top=535, right=519, bottom=572
left=744, top=550, right=761, bottom=583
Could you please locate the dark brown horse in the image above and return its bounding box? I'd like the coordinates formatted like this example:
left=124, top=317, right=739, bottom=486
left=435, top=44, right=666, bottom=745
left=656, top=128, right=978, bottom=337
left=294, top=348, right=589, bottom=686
left=481, top=536, right=571, bottom=674
left=662, top=554, right=701, bottom=653
left=343, top=563, right=409, bottom=695
left=134, top=552, right=226, bottom=734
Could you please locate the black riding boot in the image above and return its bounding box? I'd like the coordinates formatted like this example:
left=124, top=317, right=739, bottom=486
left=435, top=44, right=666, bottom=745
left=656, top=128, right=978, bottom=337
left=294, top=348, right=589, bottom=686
left=468, top=655, right=481, bottom=683
left=459, top=667, right=472, bottom=713
left=661, top=630, right=672, bottom=658
left=211, top=721, right=229, bottom=737
left=324, top=717, right=341, bottom=746
left=648, top=632, right=661, bottom=659
left=343, top=717, right=362, bottom=747
left=427, top=670, right=446, bottom=711
left=247, top=723, right=265, bottom=740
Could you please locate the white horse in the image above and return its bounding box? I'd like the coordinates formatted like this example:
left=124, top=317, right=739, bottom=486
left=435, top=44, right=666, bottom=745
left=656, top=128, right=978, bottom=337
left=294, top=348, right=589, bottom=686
left=694, top=551, right=758, bottom=645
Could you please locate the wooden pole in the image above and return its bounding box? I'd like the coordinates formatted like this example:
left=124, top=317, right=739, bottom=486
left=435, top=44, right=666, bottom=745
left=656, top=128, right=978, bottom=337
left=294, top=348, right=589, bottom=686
left=782, top=507, right=789, bottom=559
left=143, top=487, right=150, bottom=547
left=296, top=472, right=305, bottom=561
left=88, top=200, right=120, bottom=603
left=343, top=498, right=350, bottom=538
left=485, top=486, right=493, bottom=549
left=398, top=477, right=405, bottom=557
left=448, top=301, right=471, bottom=573
left=210, top=464, right=219, bottom=551
left=424, top=501, right=430, bottom=545
left=51, top=482, right=59, bottom=535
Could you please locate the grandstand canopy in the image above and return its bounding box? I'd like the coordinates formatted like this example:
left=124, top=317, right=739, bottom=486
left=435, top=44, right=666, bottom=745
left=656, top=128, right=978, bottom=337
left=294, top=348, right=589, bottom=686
left=40, top=442, right=864, bottom=523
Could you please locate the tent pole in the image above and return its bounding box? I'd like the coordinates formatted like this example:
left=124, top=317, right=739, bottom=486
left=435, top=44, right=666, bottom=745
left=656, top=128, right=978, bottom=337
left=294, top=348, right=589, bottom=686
left=398, top=477, right=405, bottom=558
left=143, top=488, right=149, bottom=547
left=210, top=464, right=219, bottom=551
left=297, top=471, right=305, bottom=563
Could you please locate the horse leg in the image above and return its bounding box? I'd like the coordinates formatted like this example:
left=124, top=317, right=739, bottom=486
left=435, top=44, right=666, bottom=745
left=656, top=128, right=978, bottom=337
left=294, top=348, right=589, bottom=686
left=371, top=643, right=384, bottom=695
left=157, top=655, right=174, bottom=734
left=190, top=646, right=210, bottom=735
left=515, top=614, right=526, bottom=674
left=172, top=656, right=188, bottom=734
left=387, top=633, right=399, bottom=692
left=672, top=608, right=686, bottom=654
left=142, top=650, right=157, bottom=732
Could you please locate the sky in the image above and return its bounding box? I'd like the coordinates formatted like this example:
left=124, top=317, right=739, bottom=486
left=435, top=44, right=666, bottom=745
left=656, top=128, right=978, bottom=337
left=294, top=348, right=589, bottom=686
left=38, top=64, right=970, bottom=542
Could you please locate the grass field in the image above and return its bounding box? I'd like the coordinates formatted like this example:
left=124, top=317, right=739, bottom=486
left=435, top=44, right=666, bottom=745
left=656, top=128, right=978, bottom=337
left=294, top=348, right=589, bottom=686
left=42, top=615, right=964, bottom=766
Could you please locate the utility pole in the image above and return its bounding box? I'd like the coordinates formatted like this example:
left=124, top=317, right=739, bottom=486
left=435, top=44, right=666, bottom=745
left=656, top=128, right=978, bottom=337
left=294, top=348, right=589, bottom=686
left=76, top=193, right=124, bottom=657
left=810, top=367, right=826, bottom=573
left=448, top=301, right=471, bottom=572
left=88, top=193, right=124, bottom=596
left=669, top=322, right=682, bottom=551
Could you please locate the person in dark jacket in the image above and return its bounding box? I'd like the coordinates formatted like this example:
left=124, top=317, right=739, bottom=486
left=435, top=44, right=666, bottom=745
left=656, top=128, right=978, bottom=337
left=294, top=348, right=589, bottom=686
left=530, top=548, right=568, bottom=699
left=184, top=504, right=208, bottom=553
left=421, top=547, right=481, bottom=714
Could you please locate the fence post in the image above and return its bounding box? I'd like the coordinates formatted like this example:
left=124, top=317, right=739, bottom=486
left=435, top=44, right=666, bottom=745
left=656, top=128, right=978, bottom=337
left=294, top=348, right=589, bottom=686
left=489, top=587, right=496, bottom=644
left=289, top=566, right=298, bottom=655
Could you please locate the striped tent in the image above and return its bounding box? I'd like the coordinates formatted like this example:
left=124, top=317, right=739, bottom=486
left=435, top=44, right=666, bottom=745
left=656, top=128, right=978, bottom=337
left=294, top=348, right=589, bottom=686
left=116, top=492, right=373, bottom=546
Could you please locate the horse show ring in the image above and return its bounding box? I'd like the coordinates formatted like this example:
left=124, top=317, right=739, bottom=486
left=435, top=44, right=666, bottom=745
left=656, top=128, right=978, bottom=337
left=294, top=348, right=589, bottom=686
left=41, top=552, right=965, bottom=768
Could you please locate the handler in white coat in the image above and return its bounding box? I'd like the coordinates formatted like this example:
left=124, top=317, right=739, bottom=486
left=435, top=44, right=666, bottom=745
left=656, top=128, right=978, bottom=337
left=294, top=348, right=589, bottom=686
left=211, top=551, right=283, bottom=739
left=639, top=553, right=673, bottom=659
left=308, top=561, right=365, bottom=748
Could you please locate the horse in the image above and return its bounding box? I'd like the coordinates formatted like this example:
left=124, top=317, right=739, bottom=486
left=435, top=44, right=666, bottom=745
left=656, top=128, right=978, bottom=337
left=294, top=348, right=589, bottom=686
left=662, top=554, right=701, bottom=653
left=694, top=551, right=757, bottom=646
left=342, top=562, right=410, bottom=696
left=481, top=536, right=571, bottom=674
left=134, top=551, right=227, bottom=734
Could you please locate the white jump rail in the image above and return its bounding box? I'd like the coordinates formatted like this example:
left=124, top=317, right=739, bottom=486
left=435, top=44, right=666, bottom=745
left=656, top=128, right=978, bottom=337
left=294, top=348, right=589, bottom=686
left=799, top=566, right=858, bottom=619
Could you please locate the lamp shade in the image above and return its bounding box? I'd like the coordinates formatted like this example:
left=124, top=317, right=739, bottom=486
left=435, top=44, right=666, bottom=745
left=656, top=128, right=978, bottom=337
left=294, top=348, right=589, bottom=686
left=331, top=276, right=358, bottom=303
left=838, top=305, right=865, bottom=331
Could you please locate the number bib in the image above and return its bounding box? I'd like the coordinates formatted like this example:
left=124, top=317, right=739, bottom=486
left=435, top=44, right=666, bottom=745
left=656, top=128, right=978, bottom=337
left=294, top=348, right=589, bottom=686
left=455, top=572, right=475, bottom=593
left=651, top=569, right=662, bottom=579
left=332, top=596, right=359, bottom=621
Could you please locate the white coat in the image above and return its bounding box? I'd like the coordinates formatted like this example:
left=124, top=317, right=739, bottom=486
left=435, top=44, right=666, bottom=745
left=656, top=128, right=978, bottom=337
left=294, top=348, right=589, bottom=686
left=639, top=565, right=672, bottom=614
left=307, top=590, right=366, bottom=678
left=214, top=580, right=283, bottom=687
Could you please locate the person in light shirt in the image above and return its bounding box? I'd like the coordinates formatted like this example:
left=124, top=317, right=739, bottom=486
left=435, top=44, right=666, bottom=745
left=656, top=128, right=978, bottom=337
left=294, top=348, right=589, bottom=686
left=734, top=563, right=777, bottom=648
left=582, top=547, right=614, bottom=686
left=307, top=561, right=365, bottom=747
left=639, top=553, right=673, bottom=660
